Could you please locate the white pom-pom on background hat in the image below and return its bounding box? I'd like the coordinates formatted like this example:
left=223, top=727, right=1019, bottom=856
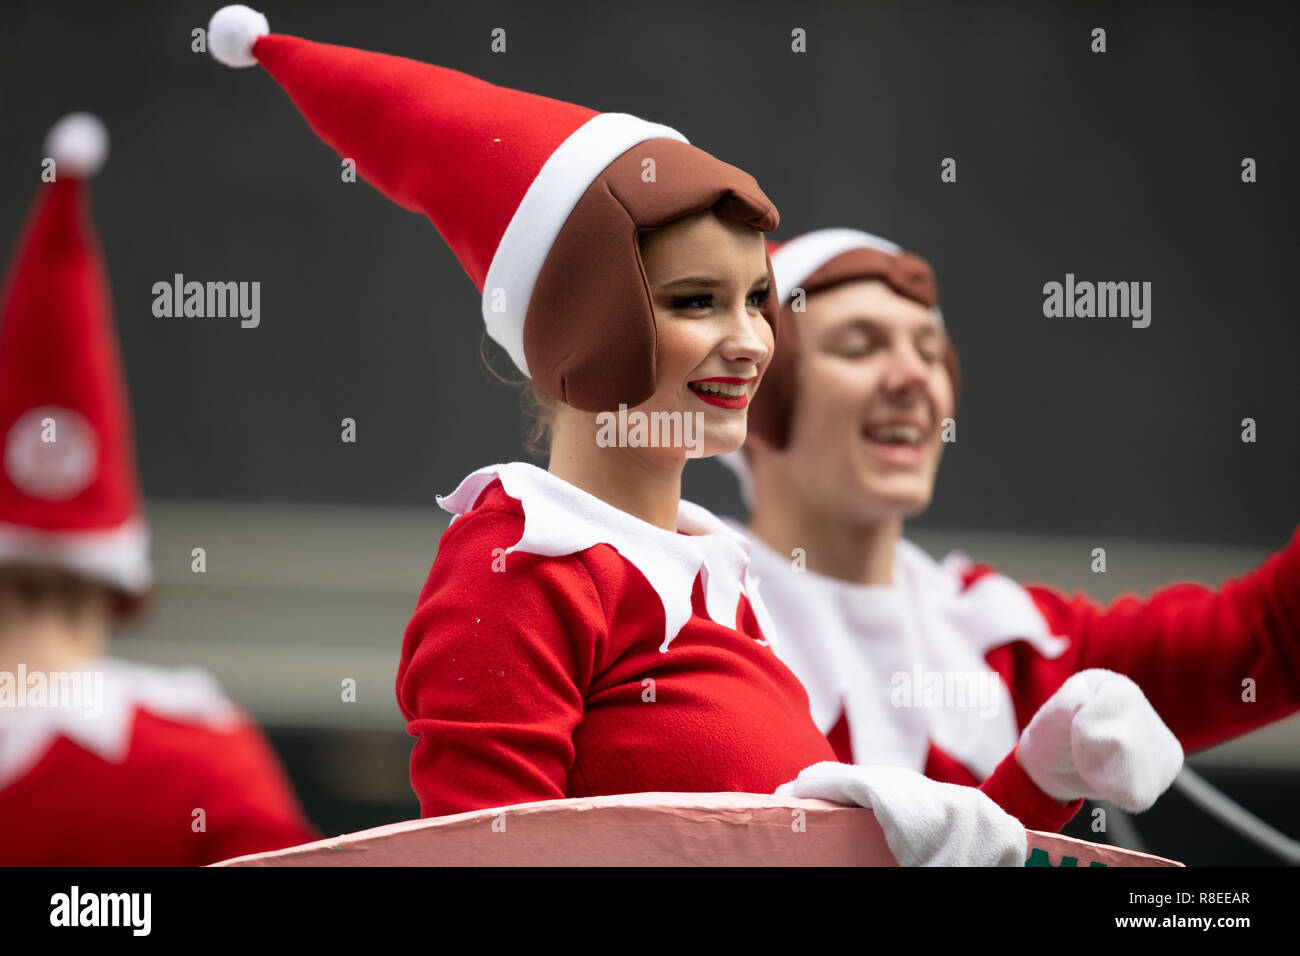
left=208, top=4, right=270, bottom=68
left=43, top=112, right=109, bottom=179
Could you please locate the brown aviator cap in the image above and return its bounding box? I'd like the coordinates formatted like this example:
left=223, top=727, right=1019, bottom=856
left=525, top=139, right=780, bottom=411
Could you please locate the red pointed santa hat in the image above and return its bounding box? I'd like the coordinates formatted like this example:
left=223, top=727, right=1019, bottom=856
left=0, top=113, right=151, bottom=606
left=726, top=228, right=959, bottom=502
left=207, top=5, right=780, bottom=411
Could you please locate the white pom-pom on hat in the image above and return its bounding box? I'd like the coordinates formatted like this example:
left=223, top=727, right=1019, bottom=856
left=209, top=4, right=270, bottom=68
left=44, top=112, right=109, bottom=179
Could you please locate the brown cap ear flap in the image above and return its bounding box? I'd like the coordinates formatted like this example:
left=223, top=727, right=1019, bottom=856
left=759, top=246, right=780, bottom=345
left=526, top=178, right=657, bottom=411
left=748, top=295, right=798, bottom=449
left=944, top=338, right=962, bottom=411
left=524, top=138, right=779, bottom=413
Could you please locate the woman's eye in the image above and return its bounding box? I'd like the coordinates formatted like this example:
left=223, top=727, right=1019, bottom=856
left=747, top=287, right=772, bottom=309
left=670, top=294, right=713, bottom=311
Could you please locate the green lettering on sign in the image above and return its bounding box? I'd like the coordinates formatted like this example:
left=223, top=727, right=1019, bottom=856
left=1026, top=848, right=1107, bottom=867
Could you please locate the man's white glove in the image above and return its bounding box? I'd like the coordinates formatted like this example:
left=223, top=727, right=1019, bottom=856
left=775, top=762, right=1027, bottom=866
left=1017, top=668, right=1184, bottom=811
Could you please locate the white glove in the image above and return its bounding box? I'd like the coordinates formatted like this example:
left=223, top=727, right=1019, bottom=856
left=1017, top=668, right=1184, bottom=812
left=775, top=762, right=1027, bottom=866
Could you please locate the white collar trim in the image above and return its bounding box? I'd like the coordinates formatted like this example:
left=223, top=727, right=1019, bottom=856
left=734, top=525, right=1070, bottom=777
left=0, top=657, right=241, bottom=790
left=438, top=462, right=777, bottom=652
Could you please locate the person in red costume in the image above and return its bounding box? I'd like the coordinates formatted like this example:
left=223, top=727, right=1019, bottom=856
left=204, top=6, right=1093, bottom=864
left=0, top=114, right=318, bottom=866
left=721, top=227, right=1297, bottom=834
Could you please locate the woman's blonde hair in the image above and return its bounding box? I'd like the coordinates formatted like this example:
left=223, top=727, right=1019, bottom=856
left=480, top=331, right=559, bottom=459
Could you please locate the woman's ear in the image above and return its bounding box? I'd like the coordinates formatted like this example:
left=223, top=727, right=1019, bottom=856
left=943, top=336, right=962, bottom=412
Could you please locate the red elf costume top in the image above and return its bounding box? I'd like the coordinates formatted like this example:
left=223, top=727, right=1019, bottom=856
left=0, top=114, right=318, bottom=865
left=725, top=227, right=1300, bottom=833
left=208, top=10, right=1035, bottom=865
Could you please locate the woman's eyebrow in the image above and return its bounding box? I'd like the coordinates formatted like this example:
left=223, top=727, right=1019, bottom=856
left=658, top=276, right=721, bottom=288
left=657, top=272, right=771, bottom=289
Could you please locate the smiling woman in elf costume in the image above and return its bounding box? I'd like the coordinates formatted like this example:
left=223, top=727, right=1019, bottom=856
left=723, top=227, right=1299, bottom=834
left=206, top=6, right=1047, bottom=864
left=0, top=114, right=318, bottom=865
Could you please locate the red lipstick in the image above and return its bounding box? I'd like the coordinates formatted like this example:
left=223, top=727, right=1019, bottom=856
left=687, top=376, right=755, bottom=410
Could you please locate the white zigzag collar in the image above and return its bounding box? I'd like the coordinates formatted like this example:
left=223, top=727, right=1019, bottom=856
left=0, top=656, right=241, bottom=790
left=437, top=462, right=779, bottom=653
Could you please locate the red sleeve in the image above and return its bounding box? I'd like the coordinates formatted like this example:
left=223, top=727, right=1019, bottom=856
left=978, top=746, right=1083, bottom=833
left=396, top=503, right=607, bottom=818
left=985, top=527, right=1300, bottom=755
left=190, top=720, right=320, bottom=865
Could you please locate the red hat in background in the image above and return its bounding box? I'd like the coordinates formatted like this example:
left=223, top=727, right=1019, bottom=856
left=0, top=113, right=151, bottom=605
left=206, top=5, right=779, bottom=411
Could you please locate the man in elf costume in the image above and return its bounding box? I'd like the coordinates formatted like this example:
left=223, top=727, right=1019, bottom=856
left=0, top=113, right=319, bottom=865
left=723, top=227, right=1299, bottom=834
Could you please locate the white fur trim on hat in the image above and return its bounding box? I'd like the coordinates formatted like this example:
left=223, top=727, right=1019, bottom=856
left=43, top=113, right=109, bottom=179
left=0, top=517, right=152, bottom=595
left=208, top=4, right=270, bottom=68
left=772, top=227, right=943, bottom=327
left=482, top=113, right=688, bottom=378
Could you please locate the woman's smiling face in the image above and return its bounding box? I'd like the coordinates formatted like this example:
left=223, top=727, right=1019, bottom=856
left=635, top=210, right=774, bottom=461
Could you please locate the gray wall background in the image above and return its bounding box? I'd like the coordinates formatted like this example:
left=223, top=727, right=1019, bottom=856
left=3, top=0, right=1298, bottom=864
left=1, top=0, right=1296, bottom=546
